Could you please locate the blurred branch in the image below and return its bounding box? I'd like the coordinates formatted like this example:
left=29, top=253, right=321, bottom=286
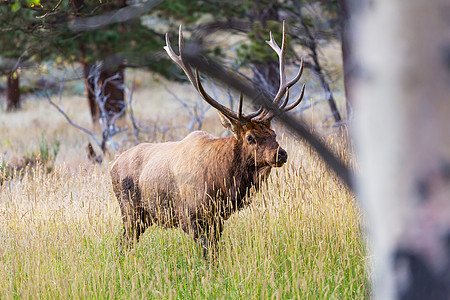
left=194, top=17, right=336, bottom=41
left=193, top=19, right=251, bottom=38
left=69, top=0, right=163, bottom=32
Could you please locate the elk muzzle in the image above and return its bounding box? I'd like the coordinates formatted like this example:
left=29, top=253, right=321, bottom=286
left=272, top=147, right=288, bottom=167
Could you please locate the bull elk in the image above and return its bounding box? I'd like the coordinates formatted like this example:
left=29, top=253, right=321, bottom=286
left=111, top=21, right=305, bottom=258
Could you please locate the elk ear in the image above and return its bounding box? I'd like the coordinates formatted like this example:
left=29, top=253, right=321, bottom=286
left=217, top=111, right=241, bottom=136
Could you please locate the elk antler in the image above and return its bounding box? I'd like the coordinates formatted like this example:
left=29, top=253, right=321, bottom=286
left=259, top=20, right=305, bottom=120
left=164, top=25, right=264, bottom=123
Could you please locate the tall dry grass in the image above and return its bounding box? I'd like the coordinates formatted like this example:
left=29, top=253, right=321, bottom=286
left=0, top=88, right=367, bottom=298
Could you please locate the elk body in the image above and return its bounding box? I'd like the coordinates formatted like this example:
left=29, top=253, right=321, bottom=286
left=111, top=22, right=305, bottom=258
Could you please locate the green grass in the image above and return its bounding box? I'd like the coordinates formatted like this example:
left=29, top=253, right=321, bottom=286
left=0, top=136, right=368, bottom=299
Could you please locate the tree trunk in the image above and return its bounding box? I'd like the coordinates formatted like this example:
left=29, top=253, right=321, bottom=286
left=83, top=63, right=126, bottom=123
left=83, top=63, right=99, bottom=121
left=6, top=71, right=20, bottom=112
left=337, top=0, right=352, bottom=118
left=100, top=66, right=126, bottom=118
left=338, top=0, right=370, bottom=119
left=352, top=0, right=450, bottom=299
left=311, top=53, right=342, bottom=123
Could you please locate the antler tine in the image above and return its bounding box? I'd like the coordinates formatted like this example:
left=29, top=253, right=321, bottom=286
left=283, top=83, right=305, bottom=112
left=286, top=57, right=303, bottom=90
left=239, top=91, right=266, bottom=120
left=279, top=88, right=290, bottom=110
left=238, top=92, right=243, bottom=119
left=165, top=26, right=244, bottom=122
left=178, top=24, right=184, bottom=55
left=263, top=88, right=290, bottom=120
left=164, top=25, right=198, bottom=90
left=195, top=69, right=239, bottom=121
left=164, top=32, right=179, bottom=64
left=274, top=59, right=303, bottom=113
left=236, top=92, right=264, bottom=120
left=266, top=31, right=283, bottom=56
left=266, top=20, right=287, bottom=106
left=259, top=21, right=305, bottom=120
left=245, top=106, right=264, bottom=120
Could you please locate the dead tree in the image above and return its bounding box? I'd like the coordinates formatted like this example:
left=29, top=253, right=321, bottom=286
left=6, top=70, right=20, bottom=112
left=43, top=66, right=129, bottom=161
left=83, top=63, right=126, bottom=124
left=85, top=62, right=127, bottom=151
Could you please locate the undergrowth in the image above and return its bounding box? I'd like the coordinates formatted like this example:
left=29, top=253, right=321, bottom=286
left=0, top=136, right=368, bottom=299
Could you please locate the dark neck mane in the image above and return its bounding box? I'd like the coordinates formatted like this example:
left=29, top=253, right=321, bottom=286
left=208, top=136, right=272, bottom=218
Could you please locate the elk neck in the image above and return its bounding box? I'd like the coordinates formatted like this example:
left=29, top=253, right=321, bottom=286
left=203, top=134, right=271, bottom=215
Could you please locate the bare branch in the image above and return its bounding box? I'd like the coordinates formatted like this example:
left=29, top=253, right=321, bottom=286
left=36, top=0, right=64, bottom=19
left=164, top=83, right=211, bottom=131
left=42, top=91, right=102, bottom=149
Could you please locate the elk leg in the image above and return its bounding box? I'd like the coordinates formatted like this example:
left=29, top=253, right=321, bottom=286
left=120, top=205, right=151, bottom=247
left=186, top=218, right=223, bottom=260
left=198, top=228, right=210, bottom=260
left=118, top=203, right=138, bottom=247
left=207, top=218, right=224, bottom=259
left=113, top=176, right=150, bottom=248
left=181, top=219, right=209, bottom=259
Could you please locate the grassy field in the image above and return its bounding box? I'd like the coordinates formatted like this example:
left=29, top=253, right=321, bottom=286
left=0, top=78, right=367, bottom=298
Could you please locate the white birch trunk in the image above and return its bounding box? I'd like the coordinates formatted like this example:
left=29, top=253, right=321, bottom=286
left=352, top=0, right=450, bottom=299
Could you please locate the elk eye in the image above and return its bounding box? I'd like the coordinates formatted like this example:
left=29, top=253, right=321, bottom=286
left=246, top=135, right=256, bottom=144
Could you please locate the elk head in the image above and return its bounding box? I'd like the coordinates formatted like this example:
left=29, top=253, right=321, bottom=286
left=164, top=21, right=305, bottom=168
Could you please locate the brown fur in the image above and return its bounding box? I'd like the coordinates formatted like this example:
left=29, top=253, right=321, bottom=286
left=111, top=117, right=287, bottom=258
